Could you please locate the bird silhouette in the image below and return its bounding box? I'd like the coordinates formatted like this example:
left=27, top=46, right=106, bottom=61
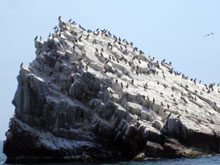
left=204, top=32, right=214, bottom=38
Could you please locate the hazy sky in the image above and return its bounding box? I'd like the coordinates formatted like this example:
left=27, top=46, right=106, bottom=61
left=0, top=0, right=220, bottom=140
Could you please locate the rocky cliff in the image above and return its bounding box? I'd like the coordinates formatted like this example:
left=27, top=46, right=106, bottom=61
left=4, top=18, right=220, bottom=163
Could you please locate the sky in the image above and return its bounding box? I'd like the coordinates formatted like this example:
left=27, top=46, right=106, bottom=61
left=0, top=0, right=220, bottom=140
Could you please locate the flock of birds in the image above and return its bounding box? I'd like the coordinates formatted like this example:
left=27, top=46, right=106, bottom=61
left=31, top=16, right=219, bottom=123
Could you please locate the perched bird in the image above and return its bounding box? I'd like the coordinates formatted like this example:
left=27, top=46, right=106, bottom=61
left=167, top=112, right=171, bottom=119
left=20, top=62, right=23, bottom=68
left=34, top=36, right=38, bottom=41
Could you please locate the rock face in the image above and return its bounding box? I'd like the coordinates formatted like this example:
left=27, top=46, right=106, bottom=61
left=0, top=141, right=6, bottom=163
left=4, top=18, right=220, bottom=163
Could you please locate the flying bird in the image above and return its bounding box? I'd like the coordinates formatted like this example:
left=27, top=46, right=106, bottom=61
left=204, top=32, right=214, bottom=38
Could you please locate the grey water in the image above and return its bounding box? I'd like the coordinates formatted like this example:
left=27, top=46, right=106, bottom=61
left=1, top=140, right=220, bottom=165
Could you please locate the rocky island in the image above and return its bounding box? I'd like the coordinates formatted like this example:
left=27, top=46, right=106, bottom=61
left=4, top=18, right=220, bottom=163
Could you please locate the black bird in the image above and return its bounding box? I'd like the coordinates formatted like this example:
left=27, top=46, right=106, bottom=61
left=20, top=62, right=23, bottom=68
left=121, top=83, right=123, bottom=88
left=34, top=36, right=38, bottom=41
left=167, top=112, right=171, bottom=119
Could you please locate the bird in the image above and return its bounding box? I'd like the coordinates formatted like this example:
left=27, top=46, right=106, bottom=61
left=20, top=62, right=23, bottom=68
left=167, top=112, right=171, bottom=119
left=121, top=83, right=123, bottom=88
left=34, top=36, right=38, bottom=41
left=204, top=32, right=214, bottom=38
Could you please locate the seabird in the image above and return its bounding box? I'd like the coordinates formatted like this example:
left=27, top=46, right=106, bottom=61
left=121, top=83, right=123, bottom=88
left=20, top=62, right=23, bottom=68
left=34, top=36, right=38, bottom=41
left=167, top=112, right=171, bottom=119
left=204, top=32, right=214, bottom=38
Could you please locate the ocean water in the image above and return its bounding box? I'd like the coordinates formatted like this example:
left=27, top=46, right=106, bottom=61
left=1, top=154, right=220, bottom=165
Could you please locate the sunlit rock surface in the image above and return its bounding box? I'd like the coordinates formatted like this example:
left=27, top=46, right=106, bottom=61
left=4, top=18, right=220, bottom=163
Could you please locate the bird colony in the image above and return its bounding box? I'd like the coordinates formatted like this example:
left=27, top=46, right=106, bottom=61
left=3, top=17, right=220, bottom=163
